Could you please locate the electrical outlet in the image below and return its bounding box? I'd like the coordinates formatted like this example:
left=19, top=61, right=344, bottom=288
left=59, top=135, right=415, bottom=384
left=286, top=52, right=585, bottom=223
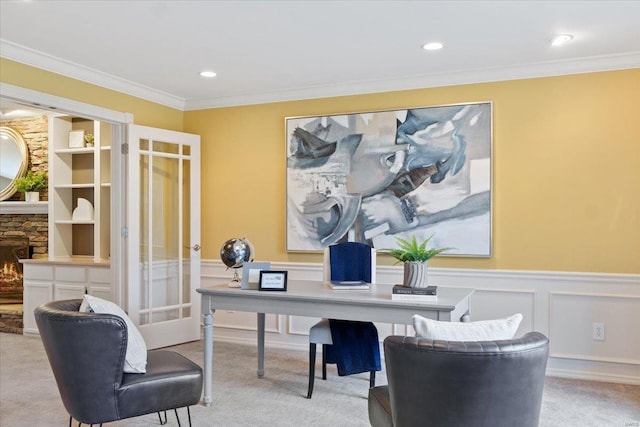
left=592, top=323, right=605, bottom=341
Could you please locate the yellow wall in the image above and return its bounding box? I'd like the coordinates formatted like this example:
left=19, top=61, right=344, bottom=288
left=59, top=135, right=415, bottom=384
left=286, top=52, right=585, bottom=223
left=2, top=58, right=638, bottom=274
left=0, top=59, right=183, bottom=130
left=185, top=69, right=640, bottom=274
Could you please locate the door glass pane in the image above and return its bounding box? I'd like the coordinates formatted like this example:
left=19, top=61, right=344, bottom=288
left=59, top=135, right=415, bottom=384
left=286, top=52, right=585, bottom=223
left=151, top=156, right=180, bottom=323
left=139, top=153, right=150, bottom=323
left=152, top=308, right=179, bottom=323
left=182, top=158, right=191, bottom=308
left=154, top=140, right=180, bottom=154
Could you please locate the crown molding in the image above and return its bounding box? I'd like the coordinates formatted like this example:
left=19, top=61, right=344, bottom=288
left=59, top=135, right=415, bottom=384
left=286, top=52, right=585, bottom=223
left=185, top=52, right=640, bottom=110
left=0, top=39, right=185, bottom=110
left=2, top=39, right=638, bottom=111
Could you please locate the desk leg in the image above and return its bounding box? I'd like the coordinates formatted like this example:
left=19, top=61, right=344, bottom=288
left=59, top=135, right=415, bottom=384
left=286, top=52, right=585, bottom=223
left=257, top=312, right=265, bottom=378
left=461, top=299, right=472, bottom=322
left=202, top=309, right=215, bottom=406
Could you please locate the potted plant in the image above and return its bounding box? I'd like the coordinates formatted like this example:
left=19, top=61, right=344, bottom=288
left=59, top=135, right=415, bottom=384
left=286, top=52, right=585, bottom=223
left=388, top=234, right=452, bottom=288
left=14, top=171, right=47, bottom=202
left=84, top=133, right=95, bottom=147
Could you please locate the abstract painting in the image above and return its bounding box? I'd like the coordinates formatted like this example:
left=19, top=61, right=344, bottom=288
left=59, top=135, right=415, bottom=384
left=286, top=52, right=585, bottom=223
left=286, top=102, right=492, bottom=256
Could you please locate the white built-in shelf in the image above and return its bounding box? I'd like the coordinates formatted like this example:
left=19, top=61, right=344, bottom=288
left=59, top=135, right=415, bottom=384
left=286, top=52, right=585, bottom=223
left=21, top=257, right=110, bottom=267
left=54, top=183, right=95, bottom=189
left=54, top=147, right=95, bottom=154
left=49, top=116, right=111, bottom=261
left=54, top=219, right=95, bottom=224
left=0, top=201, right=49, bottom=214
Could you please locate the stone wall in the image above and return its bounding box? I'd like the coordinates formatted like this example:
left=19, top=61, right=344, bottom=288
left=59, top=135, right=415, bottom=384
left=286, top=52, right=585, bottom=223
left=0, top=214, right=48, bottom=258
left=0, top=309, right=23, bottom=334
left=1, top=115, right=49, bottom=258
left=1, top=115, right=49, bottom=201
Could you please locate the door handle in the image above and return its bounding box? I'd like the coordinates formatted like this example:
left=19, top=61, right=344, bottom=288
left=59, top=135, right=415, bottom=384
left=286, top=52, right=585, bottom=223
left=185, top=244, right=201, bottom=252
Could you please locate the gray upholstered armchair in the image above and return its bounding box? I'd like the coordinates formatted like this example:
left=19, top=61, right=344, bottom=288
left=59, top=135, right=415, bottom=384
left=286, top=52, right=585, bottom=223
left=35, top=299, right=203, bottom=427
left=369, top=332, right=549, bottom=427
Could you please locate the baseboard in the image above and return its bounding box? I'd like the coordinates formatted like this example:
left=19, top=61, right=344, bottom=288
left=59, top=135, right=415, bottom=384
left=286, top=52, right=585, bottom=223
left=546, top=365, right=640, bottom=385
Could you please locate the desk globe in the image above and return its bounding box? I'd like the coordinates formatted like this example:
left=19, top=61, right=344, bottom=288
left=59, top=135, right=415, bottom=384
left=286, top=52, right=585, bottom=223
left=220, top=237, right=254, bottom=287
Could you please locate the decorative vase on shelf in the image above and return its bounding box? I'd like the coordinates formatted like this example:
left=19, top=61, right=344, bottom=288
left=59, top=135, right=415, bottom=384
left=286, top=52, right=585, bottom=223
left=84, top=133, right=95, bottom=148
left=14, top=171, right=47, bottom=203
left=387, top=234, right=452, bottom=288
left=403, top=261, right=428, bottom=288
left=72, top=198, right=94, bottom=221
left=25, top=192, right=40, bottom=202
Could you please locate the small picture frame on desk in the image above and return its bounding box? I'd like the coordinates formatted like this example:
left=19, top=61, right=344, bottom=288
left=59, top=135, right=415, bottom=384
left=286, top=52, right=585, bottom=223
left=259, top=271, right=288, bottom=291
left=241, top=261, right=271, bottom=290
left=68, top=130, right=85, bottom=148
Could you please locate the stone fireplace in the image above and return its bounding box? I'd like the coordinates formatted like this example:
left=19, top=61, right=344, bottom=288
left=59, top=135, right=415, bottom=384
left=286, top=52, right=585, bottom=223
left=0, top=236, right=31, bottom=334
left=0, top=115, right=49, bottom=333
left=0, top=237, right=30, bottom=302
left=0, top=213, right=48, bottom=333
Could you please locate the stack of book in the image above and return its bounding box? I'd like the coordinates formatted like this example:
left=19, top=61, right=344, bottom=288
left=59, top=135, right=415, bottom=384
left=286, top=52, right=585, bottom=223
left=391, top=285, right=438, bottom=301
left=328, top=280, right=370, bottom=290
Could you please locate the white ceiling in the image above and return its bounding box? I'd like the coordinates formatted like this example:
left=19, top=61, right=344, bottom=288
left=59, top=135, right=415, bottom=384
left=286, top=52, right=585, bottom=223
left=1, top=1, right=639, bottom=111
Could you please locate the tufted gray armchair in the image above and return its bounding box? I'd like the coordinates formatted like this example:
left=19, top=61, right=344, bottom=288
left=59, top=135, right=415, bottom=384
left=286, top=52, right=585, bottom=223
left=369, top=332, right=549, bottom=427
left=35, top=299, right=203, bottom=426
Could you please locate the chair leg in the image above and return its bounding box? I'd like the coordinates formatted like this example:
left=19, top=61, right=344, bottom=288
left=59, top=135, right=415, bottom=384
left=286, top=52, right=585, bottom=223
left=370, top=370, right=376, bottom=388
left=158, top=411, right=168, bottom=425
left=69, top=417, right=102, bottom=427
left=307, top=343, right=316, bottom=399
left=321, top=344, right=327, bottom=380
left=172, top=407, right=193, bottom=427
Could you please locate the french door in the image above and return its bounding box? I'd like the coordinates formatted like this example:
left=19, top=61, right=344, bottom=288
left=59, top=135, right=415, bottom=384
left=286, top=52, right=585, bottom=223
left=127, top=125, right=201, bottom=349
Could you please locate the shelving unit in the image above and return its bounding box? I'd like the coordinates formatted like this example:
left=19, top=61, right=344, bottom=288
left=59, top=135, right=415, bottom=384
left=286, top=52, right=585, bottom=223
left=48, top=117, right=111, bottom=261
left=23, top=116, right=115, bottom=334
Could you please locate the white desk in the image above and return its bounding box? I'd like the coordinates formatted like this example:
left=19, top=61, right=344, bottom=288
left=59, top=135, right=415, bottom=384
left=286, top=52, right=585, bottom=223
left=197, top=280, right=474, bottom=406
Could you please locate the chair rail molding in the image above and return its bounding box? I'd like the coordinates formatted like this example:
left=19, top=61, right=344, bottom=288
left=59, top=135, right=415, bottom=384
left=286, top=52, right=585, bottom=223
left=200, top=259, right=640, bottom=385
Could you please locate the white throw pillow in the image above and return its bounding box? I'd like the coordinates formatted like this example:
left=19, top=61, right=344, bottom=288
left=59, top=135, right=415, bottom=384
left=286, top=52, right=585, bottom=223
left=412, top=313, right=523, bottom=341
left=79, top=294, right=148, bottom=373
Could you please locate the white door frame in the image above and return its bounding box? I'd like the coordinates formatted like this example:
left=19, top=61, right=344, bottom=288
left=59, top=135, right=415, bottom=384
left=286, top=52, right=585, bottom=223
left=1, top=82, right=132, bottom=306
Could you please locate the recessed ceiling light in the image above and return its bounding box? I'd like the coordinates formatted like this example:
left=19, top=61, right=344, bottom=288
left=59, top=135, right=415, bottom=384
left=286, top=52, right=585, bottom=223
left=551, top=34, right=573, bottom=47
left=199, top=71, right=217, bottom=78
left=422, top=42, right=443, bottom=51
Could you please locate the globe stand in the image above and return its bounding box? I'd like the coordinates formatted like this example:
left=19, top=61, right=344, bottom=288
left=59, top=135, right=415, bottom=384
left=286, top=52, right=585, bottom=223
left=220, top=237, right=255, bottom=289
left=227, top=269, right=241, bottom=288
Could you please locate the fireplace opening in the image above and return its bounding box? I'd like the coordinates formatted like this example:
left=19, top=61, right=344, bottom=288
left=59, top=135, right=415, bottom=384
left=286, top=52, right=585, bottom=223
left=0, top=237, right=31, bottom=334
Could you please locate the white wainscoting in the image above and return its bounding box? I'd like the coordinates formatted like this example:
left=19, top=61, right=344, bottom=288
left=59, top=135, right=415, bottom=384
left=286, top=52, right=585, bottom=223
left=201, top=260, right=640, bottom=385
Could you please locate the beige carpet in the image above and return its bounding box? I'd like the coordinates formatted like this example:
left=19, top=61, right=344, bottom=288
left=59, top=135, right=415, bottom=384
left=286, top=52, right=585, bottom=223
left=1, top=332, right=638, bottom=426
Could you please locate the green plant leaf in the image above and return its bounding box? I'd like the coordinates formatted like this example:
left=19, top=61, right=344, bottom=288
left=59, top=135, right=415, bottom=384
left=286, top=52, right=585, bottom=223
left=385, top=234, right=453, bottom=263
left=14, top=171, right=47, bottom=193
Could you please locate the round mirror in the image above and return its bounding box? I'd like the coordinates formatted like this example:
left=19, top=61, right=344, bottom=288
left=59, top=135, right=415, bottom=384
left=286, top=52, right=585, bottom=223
left=0, top=126, right=29, bottom=201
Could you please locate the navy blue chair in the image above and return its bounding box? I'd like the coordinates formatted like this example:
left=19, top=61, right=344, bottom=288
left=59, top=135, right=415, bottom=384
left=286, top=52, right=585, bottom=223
left=307, top=242, right=380, bottom=398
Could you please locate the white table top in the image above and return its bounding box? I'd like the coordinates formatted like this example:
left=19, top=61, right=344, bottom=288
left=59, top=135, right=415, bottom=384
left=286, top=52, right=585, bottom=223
left=198, top=280, right=474, bottom=323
